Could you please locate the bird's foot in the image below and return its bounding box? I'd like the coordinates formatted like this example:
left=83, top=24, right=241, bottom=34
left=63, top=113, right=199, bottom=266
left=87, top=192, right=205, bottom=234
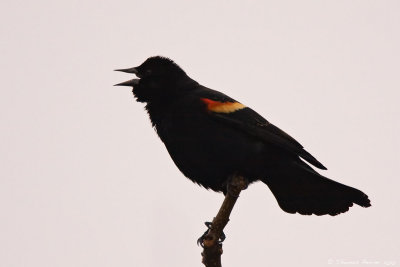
left=197, top=222, right=226, bottom=247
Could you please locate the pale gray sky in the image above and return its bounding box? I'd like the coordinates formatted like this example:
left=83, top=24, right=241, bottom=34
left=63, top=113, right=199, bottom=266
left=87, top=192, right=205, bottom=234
left=1, top=1, right=399, bottom=267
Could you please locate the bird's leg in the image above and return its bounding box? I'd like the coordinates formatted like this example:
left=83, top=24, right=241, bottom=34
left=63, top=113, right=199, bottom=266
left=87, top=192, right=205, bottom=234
left=226, top=174, right=248, bottom=197
left=199, top=174, right=248, bottom=267
left=198, top=175, right=248, bottom=246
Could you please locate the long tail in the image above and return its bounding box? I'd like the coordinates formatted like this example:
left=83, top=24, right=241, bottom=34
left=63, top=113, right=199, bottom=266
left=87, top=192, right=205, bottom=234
left=261, top=161, right=371, bottom=216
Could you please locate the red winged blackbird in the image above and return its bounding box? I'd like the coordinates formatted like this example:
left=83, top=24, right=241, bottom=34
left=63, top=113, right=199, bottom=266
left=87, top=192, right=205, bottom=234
left=115, top=56, right=371, bottom=216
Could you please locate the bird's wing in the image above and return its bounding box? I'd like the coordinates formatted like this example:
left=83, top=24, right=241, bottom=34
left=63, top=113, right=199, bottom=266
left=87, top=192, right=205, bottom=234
left=196, top=86, right=327, bottom=170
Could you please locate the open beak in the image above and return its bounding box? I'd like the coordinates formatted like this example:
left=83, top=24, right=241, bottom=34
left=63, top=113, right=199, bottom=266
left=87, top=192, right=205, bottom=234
left=114, top=67, right=140, bottom=87
left=114, top=67, right=139, bottom=74
left=114, top=79, right=140, bottom=87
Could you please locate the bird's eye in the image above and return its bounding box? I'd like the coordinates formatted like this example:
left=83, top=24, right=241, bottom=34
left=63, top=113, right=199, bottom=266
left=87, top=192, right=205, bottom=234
left=146, top=69, right=152, bottom=75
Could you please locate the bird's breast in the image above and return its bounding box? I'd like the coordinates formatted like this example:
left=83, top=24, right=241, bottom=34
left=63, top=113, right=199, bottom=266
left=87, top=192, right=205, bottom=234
left=151, top=109, right=266, bottom=188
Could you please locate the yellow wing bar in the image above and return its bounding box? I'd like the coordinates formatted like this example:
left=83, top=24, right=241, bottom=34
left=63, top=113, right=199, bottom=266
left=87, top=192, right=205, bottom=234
left=201, top=98, right=246, bottom=113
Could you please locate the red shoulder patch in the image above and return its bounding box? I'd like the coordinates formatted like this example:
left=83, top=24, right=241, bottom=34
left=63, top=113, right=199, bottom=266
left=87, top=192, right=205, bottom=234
left=201, top=98, right=246, bottom=113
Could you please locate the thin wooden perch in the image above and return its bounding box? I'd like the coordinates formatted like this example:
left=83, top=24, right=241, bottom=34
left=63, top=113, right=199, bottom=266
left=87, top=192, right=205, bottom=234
left=200, top=174, right=248, bottom=267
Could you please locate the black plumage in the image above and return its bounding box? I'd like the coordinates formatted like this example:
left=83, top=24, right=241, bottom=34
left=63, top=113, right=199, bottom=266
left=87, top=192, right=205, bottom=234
left=115, top=56, right=371, bottom=216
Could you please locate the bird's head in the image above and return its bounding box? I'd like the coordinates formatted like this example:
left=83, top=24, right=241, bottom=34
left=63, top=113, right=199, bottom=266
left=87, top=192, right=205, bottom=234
left=115, top=56, right=191, bottom=103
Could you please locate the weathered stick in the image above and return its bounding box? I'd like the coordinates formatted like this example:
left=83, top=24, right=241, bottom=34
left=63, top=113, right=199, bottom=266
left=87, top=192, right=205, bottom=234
left=200, top=174, right=248, bottom=267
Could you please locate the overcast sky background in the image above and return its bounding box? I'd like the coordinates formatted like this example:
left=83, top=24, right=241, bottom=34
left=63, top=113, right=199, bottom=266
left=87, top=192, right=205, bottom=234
left=1, top=1, right=399, bottom=266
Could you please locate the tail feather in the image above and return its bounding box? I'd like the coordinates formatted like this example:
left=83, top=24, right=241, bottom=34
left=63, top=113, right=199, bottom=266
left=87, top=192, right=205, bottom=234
left=262, top=161, right=371, bottom=216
